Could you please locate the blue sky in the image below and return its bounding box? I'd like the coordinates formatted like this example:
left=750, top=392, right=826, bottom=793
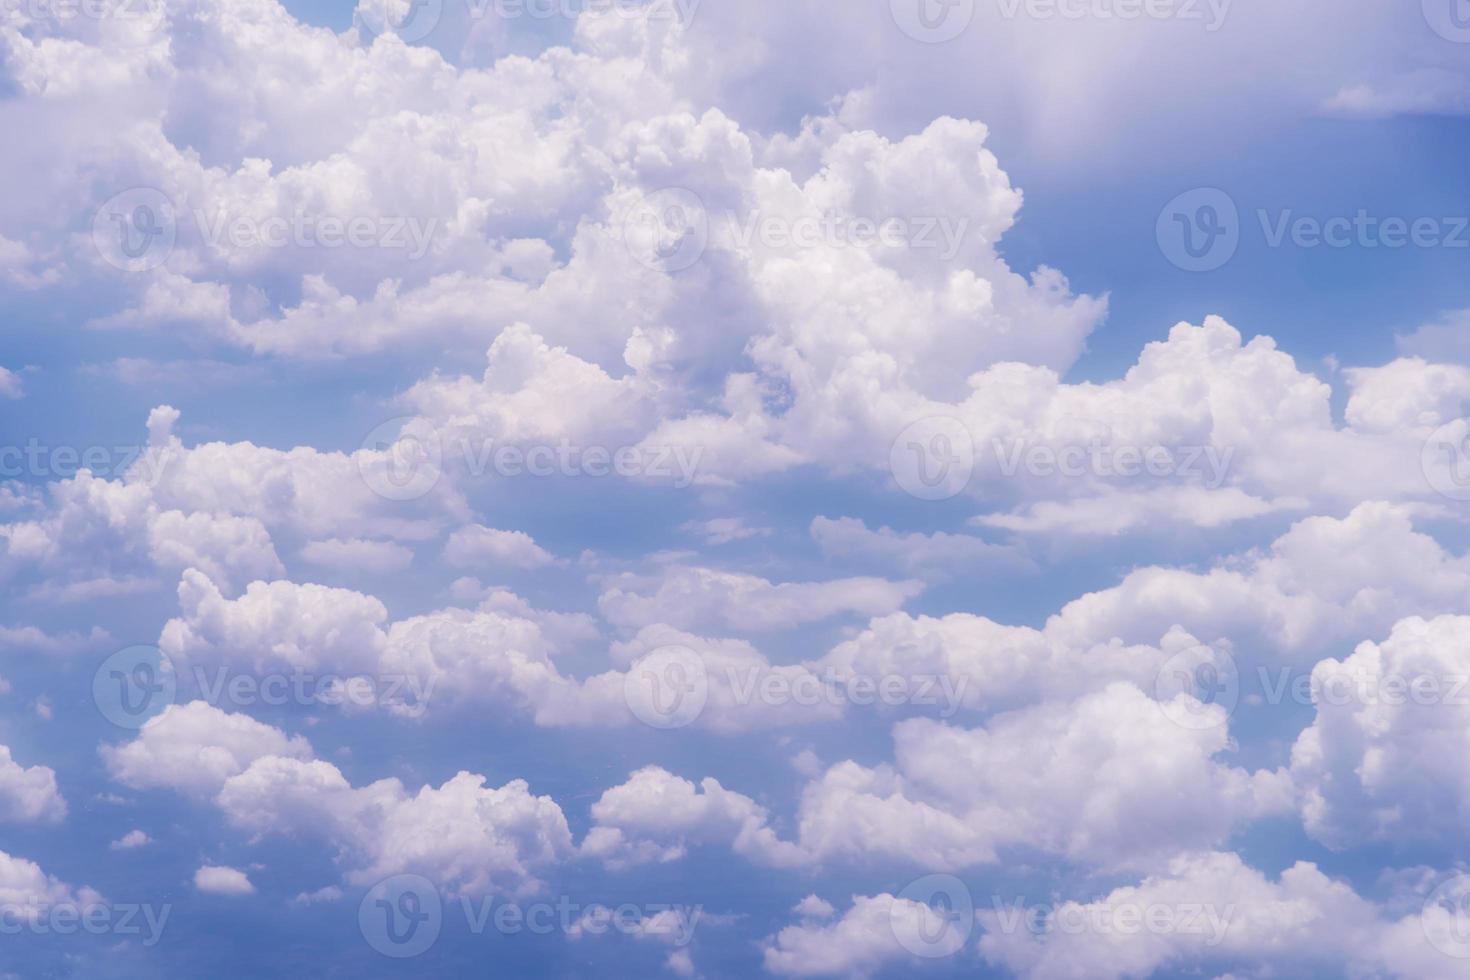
left=2, top=0, right=1470, bottom=977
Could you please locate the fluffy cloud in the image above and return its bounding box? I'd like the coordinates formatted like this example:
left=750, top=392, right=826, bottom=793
left=0, top=746, right=66, bottom=823
left=194, top=865, right=254, bottom=896
left=104, top=702, right=574, bottom=896
left=979, top=851, right=1462, bottom=980
left=589, top=683, right=1289, bottom=874
left=1290, top=614, right=1470, bottom=852
left=444, top=524, right=557, bottom=570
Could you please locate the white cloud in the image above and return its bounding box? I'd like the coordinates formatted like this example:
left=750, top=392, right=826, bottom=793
left=597, top=566, right=923, bottom=632
left=0, top=746, right=66, bottom=824
left=194, top=865, right=254, bottom=896
left=444, top=524, right=557, bottom=570
left=1291, top=614, right=1470, bottom=853
left=979, top=851, right=1461, bottom=980
left=110, top=829, right=151, bottom=850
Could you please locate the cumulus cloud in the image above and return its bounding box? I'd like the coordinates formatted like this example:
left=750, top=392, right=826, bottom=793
left=194, top=865, right=254, bottom=896
left=1290, top=614, right=1470, bottom=853
left=104, top=702, right=574, bottom=897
